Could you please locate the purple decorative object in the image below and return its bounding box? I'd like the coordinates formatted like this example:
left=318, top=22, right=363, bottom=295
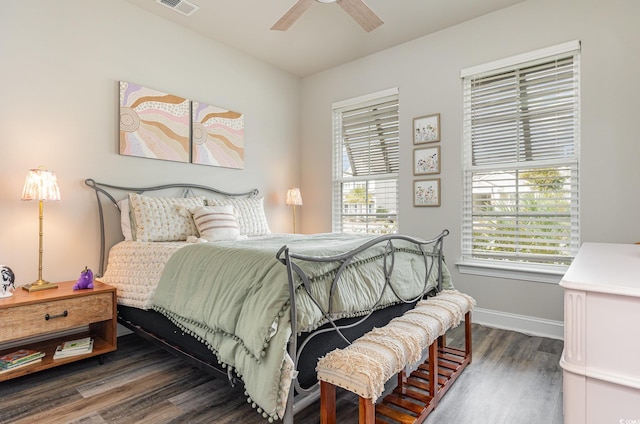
left=73, top=266, right=94, bottom=290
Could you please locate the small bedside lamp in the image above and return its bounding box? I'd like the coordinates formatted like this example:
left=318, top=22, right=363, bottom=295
left=285, top=187, right=303, bottom=234
left=21, top=167, right=61, bottom=292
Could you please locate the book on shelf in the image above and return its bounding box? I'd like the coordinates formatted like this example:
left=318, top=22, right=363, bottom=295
left=0, top=349, right=45, bottom=369
left=60, top=336, right=92, bottom=352
left=0, top=358, right=43, bottom=374
left=53, top=338, right=94, bottom=360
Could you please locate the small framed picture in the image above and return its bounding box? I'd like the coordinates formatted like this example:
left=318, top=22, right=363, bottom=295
left=413, top=146, right=440, bottom=175
left=414, top=178, right=441, bottom=207
left=413, top=113, right=440, bottom=144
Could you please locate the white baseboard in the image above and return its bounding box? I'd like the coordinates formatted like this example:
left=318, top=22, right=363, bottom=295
left=472, top=307, right=564, bottom=340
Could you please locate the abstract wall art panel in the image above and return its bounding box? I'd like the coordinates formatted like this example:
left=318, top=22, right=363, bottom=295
left=119, top=81, right=190, bottom=163
left=192, top=101, right=245, bottom=169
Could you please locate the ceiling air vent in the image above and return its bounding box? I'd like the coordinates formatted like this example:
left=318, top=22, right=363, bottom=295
left=155, top=0, right=200, bottom=16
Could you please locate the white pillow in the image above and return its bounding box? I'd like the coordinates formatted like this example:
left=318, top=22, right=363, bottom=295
left=129, top=193, right=205, bottom=242
left=190, top=205, right=240, bottom=241
left=207, top=197, right=270, bottom=237
left=117, top=199, right=133, bottom=241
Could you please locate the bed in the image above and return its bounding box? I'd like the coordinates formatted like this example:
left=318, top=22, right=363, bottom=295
left=84, top=179, right=452, bottom=423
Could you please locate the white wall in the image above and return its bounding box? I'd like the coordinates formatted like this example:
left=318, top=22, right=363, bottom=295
left=0, top=0, right=300, bottom=284
left=300, top=0, right=640, bottom=333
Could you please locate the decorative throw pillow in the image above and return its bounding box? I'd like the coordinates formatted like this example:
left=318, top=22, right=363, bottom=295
left=206, top=196, right=271, bottom=237
left=128, top=193, right=205, bottom=242
left=190, top=205, right=240, bottom=241
left=117, top=199, right=133, bottom=241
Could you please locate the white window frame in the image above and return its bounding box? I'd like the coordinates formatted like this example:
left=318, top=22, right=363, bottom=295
left=457, top=41, right=581, bottom=283
left=332, top=88, right=399, bottom=234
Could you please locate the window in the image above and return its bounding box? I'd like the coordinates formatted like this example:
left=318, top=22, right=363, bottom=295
left=332, top=88, right=399, bottom=234
left=460, top=42, right=580, bottom=280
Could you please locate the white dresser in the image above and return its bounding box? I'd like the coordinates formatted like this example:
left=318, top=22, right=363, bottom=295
left=560, top=242, right=640, bottom=423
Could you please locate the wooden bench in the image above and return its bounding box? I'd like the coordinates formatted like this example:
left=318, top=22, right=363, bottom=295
left=316, top=290, right=475, bottom=424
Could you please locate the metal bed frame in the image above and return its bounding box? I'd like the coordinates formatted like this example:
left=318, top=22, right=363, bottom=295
left=84, top=178, right=449, bottom=423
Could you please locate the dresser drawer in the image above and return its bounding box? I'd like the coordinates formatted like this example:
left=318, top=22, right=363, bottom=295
left=0, top=292, right=113, bottom=343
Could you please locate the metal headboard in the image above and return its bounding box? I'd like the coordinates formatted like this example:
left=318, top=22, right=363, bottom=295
left=84, top=178, right=259, bottom=278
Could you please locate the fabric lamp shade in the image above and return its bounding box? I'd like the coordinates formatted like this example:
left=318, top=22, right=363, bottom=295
left=21, top=168, right=61, bottom=202
left=286, top=188, right=303, bottom=206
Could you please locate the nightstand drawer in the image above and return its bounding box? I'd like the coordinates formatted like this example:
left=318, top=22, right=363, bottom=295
left=0, top=292, right=113, bottom=342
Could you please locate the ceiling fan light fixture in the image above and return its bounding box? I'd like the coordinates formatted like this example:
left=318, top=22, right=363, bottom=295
left=272, top=0, right=382, bottom=32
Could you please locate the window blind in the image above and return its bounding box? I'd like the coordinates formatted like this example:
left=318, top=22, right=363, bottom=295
left=462, top=45, right=580, bottom=267
left=332, top=90, right=399, bottom=234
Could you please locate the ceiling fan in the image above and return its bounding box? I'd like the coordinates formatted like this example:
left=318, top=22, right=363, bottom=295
left=271, top=0, right=383, bottom=32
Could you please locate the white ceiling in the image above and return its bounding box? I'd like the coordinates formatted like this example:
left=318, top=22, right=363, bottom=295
left=125, top=0, right=525, bottom=77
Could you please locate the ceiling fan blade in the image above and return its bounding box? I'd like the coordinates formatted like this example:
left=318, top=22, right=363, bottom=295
left=337, top=0, right=383, bottom=32
left=271, top=0, right=316, bottom=31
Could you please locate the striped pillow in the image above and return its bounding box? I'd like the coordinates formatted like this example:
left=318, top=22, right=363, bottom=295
left=190, top=205, right=240, bottom=241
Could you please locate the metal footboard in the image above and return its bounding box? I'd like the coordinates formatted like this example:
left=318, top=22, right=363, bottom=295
left=277, top=230, right=449, bottom=423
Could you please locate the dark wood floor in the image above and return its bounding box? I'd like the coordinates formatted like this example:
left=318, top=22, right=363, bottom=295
left=0, top=324, right=564, bottom=424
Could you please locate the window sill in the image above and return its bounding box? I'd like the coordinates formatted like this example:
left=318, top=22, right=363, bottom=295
left=455, top=260, right=567, bottom=284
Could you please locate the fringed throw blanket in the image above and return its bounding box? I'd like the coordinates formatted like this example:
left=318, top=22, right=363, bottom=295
left=152, top=233, right=452, bottom=421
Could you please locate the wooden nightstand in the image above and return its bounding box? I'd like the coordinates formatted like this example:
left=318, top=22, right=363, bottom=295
left=0, top=281, right=117, bottom=381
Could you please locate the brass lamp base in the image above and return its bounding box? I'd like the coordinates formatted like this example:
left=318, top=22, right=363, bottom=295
left=22, top=280, right=58, bottom=292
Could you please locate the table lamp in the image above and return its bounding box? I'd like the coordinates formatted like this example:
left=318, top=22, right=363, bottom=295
left=286, top=187, right=303, bottom=234
left=21, top=167, right=61, bottom=291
